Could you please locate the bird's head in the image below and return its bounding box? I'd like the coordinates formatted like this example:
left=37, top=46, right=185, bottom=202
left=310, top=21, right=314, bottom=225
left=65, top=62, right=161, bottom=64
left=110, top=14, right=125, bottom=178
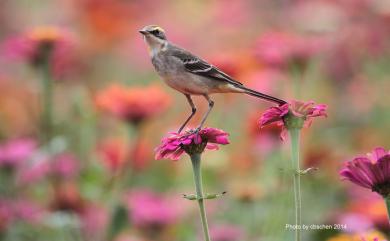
left=139, top=25, right=168, bottom=56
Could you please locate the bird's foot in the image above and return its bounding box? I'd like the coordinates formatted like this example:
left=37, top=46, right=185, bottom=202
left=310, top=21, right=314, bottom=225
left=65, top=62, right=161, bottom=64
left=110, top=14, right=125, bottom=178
left=193, top=126, right=201, bottom=134
left=183, top=127, right=201, bottom=135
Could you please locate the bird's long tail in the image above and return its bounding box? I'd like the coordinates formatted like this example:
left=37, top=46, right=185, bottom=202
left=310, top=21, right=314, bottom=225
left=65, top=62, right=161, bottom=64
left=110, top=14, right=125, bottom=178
left=238, top=85, right=287, bottom=105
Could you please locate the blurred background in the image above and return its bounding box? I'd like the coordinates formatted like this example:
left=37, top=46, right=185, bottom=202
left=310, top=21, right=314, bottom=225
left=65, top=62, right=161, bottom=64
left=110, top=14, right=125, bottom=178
left=0, top=0, right=390, bottom=240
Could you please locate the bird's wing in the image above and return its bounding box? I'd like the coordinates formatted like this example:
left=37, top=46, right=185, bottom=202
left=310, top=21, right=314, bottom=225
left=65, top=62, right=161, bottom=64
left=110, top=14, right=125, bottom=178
left=171, top=49, right=243, bottom=86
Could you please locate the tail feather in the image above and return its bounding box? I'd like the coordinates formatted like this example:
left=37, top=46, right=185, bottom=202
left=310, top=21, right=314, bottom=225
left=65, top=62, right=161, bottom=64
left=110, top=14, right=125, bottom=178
left=238, top=86, right=287, bottom=105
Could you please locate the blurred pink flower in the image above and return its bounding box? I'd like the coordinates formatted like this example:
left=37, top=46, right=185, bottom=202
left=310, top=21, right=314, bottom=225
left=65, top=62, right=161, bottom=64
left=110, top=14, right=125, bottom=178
left=338, top=213, right=374, bottom=233
left=17, top=152, right=79, bottom=183
left=259, top=100, right=327, bottom=140
left=51, top=153, right=79, bottom=178
left=2, top=26, right=77, bottom=78
left=114, top=235, right=144, bottom=241
left=247, top=112, right=281, bottom=157
left=0, top=198, right=43, bottom=230
left=125, top=189, right=180, bottom=228
left=17, top=158, right=50, bottom=184
left=210, top=224, right=244, bottom=241
left=340, top=147, right=390, bottom=198
left=246, top=69, right=287, bottom=96
left=255, top=31, right=326, bottom=70
left=12, top=199, right=43, bottom=222
left=0, top=138, right=36, bottom=168
left=80, top=204, right=108, bottom=239
left=155, top=127, right=230, bottom=160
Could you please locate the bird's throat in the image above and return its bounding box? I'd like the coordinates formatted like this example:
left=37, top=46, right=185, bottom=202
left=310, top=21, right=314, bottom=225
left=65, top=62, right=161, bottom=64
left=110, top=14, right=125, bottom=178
left=145, top=37, right=167, bottom=57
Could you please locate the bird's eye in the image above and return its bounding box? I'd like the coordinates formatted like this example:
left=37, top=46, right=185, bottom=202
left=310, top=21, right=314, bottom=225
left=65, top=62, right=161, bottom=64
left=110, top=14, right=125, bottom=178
left=151, top=29, right=160, bottom=35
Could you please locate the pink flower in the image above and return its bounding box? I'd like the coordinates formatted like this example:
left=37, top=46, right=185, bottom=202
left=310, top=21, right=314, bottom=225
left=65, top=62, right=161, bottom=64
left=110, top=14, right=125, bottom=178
left=254, top=31, right=325, bottom=70
left=340, top=147, right=390, bottom=198
left=259, top=100, right=327, bottom=140
left=17, top=152, right=79, bottom=183
left=337, top=213, right=373, bottom=233
left=2, top=26, right=77, bottom=78
left=0, top=138, right=36, bottom=168
left=210, top=224, right=244, bottom=241
left=155, top=127, right=230, bottom=160
left=51, top=153, right=79, bottom=178
left=125, top=189, right=180, bottom=228
left=0, top=198, right=43, bottom=229
left=80, top=204, right=108, bottom=239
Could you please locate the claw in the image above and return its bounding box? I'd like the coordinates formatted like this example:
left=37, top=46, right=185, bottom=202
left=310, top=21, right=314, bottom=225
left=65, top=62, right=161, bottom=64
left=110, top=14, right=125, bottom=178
left=183, top=127, right=201, bottom=136
left=194, top=127, right=201, bottom=134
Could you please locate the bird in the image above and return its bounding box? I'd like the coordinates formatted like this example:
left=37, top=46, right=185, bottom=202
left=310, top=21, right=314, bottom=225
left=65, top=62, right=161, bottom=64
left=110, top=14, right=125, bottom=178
left=139, top=25, right=286, bottom=133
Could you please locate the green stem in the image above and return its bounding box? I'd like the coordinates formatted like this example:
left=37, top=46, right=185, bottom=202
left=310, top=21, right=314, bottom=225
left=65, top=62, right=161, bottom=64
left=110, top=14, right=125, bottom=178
left=190, top=153, right=211, bottom=241
left=41, top=59, right=53, bottom=144
left=289, top=128, right=301, bottom=241
left=385, top=197, right=390, bottom=223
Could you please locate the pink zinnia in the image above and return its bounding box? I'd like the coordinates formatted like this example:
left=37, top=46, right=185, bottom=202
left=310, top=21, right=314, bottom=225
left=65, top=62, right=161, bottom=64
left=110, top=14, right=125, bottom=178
left=17, top=152, right=79, bottom=183
left=155, top=127, right=230, bottom=160
left=259, top=100, right=327, bottom=140
left=209, top=224, right=244, bottom=241
left=2, top=26, right=77, bottom=78
left=254, top=31, right=325, bottom=69
left=0, top=138, right=36, bottom=168
left=125, top=189, right=180, bottom=228
left=340, top=147, right=390, bottom=198
left=0, top=198, right=43, bottom=227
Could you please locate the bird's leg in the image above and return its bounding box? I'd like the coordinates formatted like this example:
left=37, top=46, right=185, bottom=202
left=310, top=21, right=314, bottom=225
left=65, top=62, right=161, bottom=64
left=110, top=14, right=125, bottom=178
left=196, top=95, right=214, bottom=132
left=178, top=94, right=197, bottom=133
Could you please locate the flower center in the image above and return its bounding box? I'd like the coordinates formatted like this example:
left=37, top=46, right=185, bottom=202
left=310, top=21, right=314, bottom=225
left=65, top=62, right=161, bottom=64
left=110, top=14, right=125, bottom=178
left=182, top=140, right=207, bottom=155
left=283, top=112, right=305, bottom=130
left=372, top=181, right=390, bottom=198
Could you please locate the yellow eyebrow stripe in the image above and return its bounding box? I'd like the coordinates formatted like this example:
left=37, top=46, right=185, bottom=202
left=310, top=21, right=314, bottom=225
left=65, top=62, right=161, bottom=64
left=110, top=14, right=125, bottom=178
left=152, top=26, right=165, bottom=33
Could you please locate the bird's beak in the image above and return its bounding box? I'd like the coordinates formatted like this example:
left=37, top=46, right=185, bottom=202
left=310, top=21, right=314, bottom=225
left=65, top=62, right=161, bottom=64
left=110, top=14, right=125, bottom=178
left=139, top=30, right=148, bottom=35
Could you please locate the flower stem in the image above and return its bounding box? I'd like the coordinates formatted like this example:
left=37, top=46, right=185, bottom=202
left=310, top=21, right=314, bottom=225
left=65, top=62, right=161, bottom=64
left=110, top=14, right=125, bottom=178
left=289, top=128, right=301, bottom=241
left=41, top=59, right=53, bottom=144
left=190, top=153, right=211, bottom=241
left=385, top=196, right=390, bottom=224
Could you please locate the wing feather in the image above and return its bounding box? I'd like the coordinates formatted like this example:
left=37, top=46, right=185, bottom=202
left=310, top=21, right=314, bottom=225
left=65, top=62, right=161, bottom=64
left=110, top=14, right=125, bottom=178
left=171, top=50, right=243, bottom=86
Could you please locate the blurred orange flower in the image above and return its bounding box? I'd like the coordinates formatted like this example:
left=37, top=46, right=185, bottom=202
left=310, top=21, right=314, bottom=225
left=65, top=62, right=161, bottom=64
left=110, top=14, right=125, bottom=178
left=51, top=182, right=85, bottom=214
left=98, top=138, right=152, bottom=173
left=95, top=84, right=171, bottom=125
left=97, top=138, right=126, bottom=172
left=79, top=0, right=131, bottom=43
left=348, top=197, right=389, bottom=229
left=326, top=230, right=387, bottom=241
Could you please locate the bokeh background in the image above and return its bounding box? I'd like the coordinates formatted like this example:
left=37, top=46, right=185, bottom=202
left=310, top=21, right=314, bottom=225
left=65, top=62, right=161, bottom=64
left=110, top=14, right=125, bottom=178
left=1, top=0, right=390, bottom=240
